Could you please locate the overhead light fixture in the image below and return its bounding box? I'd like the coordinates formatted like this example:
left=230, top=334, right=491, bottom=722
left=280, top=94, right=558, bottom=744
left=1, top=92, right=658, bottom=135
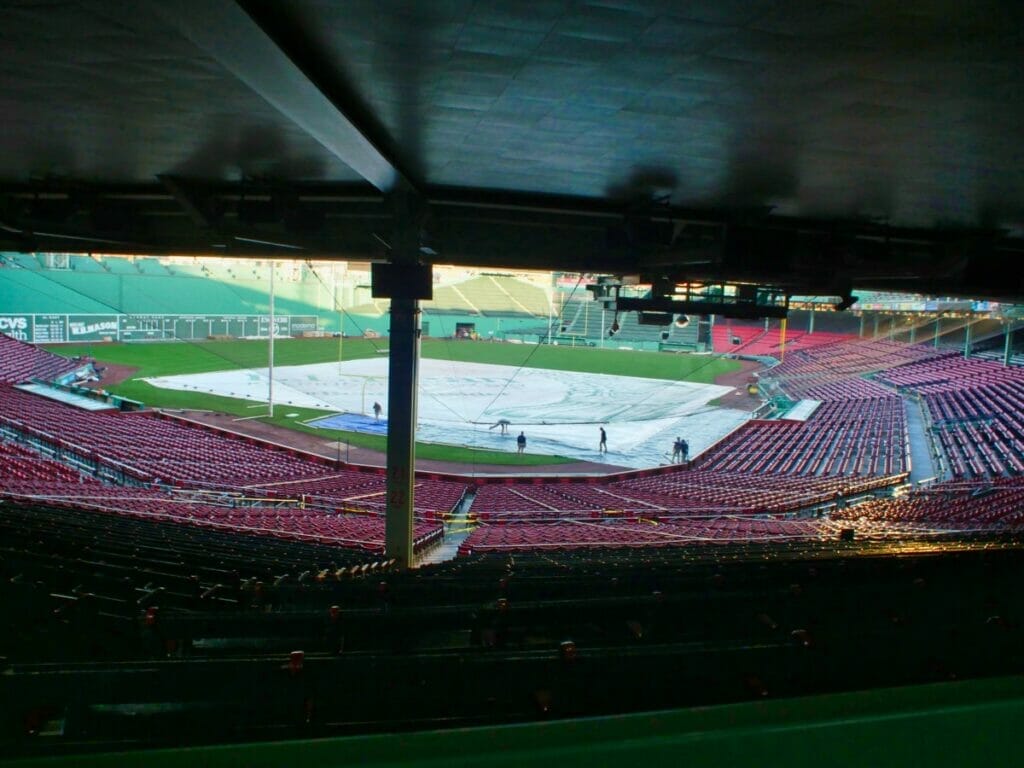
left=674, top=314, right=690, bottom=328
left=608, top=315, right=620, bottom=337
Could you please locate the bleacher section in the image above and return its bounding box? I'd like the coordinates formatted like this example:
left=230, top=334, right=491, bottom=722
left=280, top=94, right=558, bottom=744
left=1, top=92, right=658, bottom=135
left=426, top=283, right=479, bottom=314
left=711, top=321, right=858, bottom=356
left=68, top=254, right=105, bottom=272
left=10, top=332, right=1017, bottom=558
left=136, top=257, right=171, bottom=276
left=168, top=262, right=210, bottom=278
left=4, top=324, right=1024, bottom=757
left=2, top=304, right=1021, bottom=559
left=6, top=252, right=42, bottom=269
left=873, top=356, right=1024, bottom=479
left=470, top=471, right=892, bottom=522
left=0, top=385, right=463, bottom=506
left=451, top=276, right=510, bottom=313
left=102, top=256, right=139, bottom=274
left=0, top=267, right=114, bottom=313
left=0, top=429, right=444, bottom=552
left=539, top=298, right=699, bottom=347
left=767, top=339, right=943, bottom=399
left=698, top=397, right=908, bottom=478
left=0, top=331, right=464, bottom=555
left=0, top=255, right=567, bottom=341
left=460, top=517, right=828, bottom=553
left=491, top=275, right=549, bottom=315
left=0, top=334, right=88, bottom=383
left=0, top=501, right=393, bottom=661
left=425, top=275, right=550, bottom=318
left=1, top=256, right=334, bottom=332
left=4, top=528, right=1024, bottom=756
left=0, top=440, right=405, bottom=548
left=832, top=478, right=1024, bottom=530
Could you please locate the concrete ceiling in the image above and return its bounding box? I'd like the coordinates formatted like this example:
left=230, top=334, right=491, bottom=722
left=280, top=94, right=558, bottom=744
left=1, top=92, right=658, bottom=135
left=1, top=0, right=1022, bottom=297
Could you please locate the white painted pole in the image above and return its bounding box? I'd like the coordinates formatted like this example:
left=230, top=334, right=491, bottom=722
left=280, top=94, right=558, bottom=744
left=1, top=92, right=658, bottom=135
left=547, top=279, right=554, bottom=345
left=342, top=262, right=350, bottom=376
left=268, top=260, right=275, bottom=418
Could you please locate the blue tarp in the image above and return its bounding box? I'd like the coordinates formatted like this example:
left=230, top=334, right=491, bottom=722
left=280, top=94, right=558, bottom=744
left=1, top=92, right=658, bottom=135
left=308, top=412, right=388, bottom=435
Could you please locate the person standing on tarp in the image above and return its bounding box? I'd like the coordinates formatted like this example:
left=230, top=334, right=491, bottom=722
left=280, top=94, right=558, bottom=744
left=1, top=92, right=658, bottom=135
left=599, top=427, right=607, bottom=453
left=517, top=431, right=526, bottom=455
left=373, top=402, right=382, bottom=421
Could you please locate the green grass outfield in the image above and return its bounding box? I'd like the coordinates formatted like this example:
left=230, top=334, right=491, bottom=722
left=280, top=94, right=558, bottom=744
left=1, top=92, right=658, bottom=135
left=49, top=338, right=741, bottom=465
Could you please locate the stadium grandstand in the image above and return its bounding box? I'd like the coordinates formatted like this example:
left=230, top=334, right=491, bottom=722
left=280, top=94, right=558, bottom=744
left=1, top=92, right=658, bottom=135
left=3, top=2, right=1024, bottom=765
left=4, top=266, right=1024, bottom=759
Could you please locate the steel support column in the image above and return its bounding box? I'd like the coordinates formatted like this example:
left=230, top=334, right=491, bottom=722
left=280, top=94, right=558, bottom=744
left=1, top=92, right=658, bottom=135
left=964, top=321, right=973, bottom=359
left=1004, top=322, right=1014, bottom=367
left=384, top=298, right=419, bottom=566
left=384, top=202, right=421, bottom=568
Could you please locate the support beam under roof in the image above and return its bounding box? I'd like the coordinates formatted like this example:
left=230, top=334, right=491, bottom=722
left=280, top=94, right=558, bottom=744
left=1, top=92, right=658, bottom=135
left=152, top=0, right=412, bottom=194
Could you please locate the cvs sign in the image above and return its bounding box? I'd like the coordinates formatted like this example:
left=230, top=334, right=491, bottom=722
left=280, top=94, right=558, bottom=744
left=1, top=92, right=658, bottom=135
left=0, top=316, right=30, bottom=341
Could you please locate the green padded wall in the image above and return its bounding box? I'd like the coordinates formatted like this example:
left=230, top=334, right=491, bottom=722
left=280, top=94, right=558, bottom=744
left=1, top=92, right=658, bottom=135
left=5, top=676, right=1022, bottom=768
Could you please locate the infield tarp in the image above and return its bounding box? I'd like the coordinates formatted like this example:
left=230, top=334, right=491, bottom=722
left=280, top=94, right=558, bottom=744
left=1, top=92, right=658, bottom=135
left=145, top=358, right=750, bottom=469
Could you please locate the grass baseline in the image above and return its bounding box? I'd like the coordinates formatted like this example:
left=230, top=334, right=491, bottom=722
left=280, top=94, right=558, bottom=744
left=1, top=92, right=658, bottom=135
left=49, top=338, right=742, bottom=466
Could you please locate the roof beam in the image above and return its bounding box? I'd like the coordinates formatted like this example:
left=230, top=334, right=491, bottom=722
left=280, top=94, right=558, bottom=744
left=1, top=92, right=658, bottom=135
left=152, top=0, right=412, bottom=194
left=157, top=175, right=218, bottom=227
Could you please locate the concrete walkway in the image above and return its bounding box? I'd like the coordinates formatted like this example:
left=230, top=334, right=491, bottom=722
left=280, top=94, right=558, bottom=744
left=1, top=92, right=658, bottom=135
left=416, top=489, right=476, bottom=567
left=904, top=396, right=940, bottom=483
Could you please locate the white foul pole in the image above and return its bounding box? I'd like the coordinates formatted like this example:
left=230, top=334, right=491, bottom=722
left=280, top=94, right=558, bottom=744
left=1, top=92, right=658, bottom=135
left=268, top=260, right=275, bottom=418
left=547, top=278, right=554, bottom=345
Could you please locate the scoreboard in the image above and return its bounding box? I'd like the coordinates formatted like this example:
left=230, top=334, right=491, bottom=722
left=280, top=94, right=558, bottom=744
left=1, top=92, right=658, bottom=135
left=0, top=314, right=318, bottom=344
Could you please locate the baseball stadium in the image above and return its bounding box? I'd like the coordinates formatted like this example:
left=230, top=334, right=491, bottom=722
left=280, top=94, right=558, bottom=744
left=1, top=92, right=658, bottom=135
left=4, top=252, right=1024, bottom=762
left=3, top=2, right=1024, bottom=766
